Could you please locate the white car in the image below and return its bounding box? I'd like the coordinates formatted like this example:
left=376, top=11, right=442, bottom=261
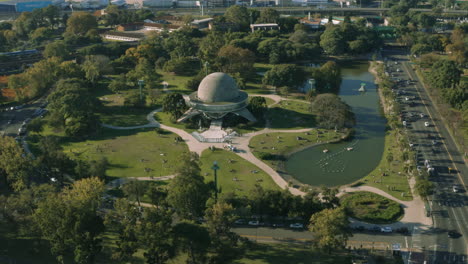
left=381, top=227, right=393, bottom=233
left=403, top=121, right=407, bottom=126
left=248, top=220, right=260, bottom=226
left=409, top=142, right=414, bottom=147
left=289, top=223, right=304, bottom=229
left=424, top=122, right=430, bottom=127
left=420, top=113, right=425, bottom=118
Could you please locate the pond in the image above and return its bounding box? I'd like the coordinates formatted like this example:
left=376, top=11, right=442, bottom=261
left=285, top=61, right=386, bottom=187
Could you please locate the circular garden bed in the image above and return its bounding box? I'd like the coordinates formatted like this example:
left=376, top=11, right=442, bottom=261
left=340, top=191, right=403, bottom=224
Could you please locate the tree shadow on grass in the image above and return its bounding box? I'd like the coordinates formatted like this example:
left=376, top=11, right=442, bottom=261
left=267, top=108, right=315, bottom=129
left=234, top=243, right=349, bottom=264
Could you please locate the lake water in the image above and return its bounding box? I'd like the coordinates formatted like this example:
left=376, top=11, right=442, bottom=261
left=285, top=61, right=386, bottom=187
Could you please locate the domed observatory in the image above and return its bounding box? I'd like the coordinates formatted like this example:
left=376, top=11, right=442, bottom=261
left=178, top=72, right=256, bottom=142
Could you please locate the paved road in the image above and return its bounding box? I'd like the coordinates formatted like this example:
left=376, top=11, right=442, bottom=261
left=0, top=96, right=48, bottom=137
left=383, top=49, right=468, bottom=263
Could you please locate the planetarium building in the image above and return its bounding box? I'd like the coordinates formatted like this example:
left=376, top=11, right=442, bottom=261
left=178, top=72, right=256, bottom=123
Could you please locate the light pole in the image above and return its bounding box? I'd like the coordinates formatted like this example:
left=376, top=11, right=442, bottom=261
left=212, top=161, right=220, bottom=202
left=138, top=79, right=144, bottom=102
left=204, top=61, right=209, bottom=76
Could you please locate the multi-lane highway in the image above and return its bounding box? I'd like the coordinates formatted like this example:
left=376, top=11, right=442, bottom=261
left=383, top=49, right=467, bottom=263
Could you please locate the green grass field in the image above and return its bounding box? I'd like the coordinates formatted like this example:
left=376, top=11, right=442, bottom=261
left=356, top=130, right=413, bottom=201
left=341, top=191, right=404, bottom=224
left=249, top=130, right=343, bottom=171
left=267, top=100, right=315, bottom=129
left=156, top=70, right=193, bottom=94
left=200, top=149, right=281, bottom=196
left=28, top=127, right=189, bottom=179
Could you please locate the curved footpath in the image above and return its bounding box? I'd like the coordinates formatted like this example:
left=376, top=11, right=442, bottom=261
left=99, top=97, right=431, bottom=228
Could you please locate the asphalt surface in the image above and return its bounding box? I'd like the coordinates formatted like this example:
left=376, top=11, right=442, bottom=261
left=383, top=49, right=468, bottom=263
left=0, top=99, right=46, bottom=137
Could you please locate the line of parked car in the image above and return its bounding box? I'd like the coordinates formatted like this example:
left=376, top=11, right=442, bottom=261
left=234, top=219, right=305, bottom=229
left=352, top=225, right=409, bottom=235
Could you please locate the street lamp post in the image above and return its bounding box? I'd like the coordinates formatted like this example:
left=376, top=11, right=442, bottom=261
left=212, top=161, right=220, bottom=202
left=138, top=79, right=144, bottom=102
left=204, top=61, right=209, bottom=76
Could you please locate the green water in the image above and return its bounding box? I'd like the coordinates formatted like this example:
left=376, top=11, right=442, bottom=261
left=285, top=61, right=386, bottom=187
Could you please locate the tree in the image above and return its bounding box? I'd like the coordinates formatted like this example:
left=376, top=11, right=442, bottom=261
left=224, top=5, right=250, bottom=30
left=262, top=64, right=306, bottom=88
left=256, top=8, right=280, bottom=23
left=289, top=30, right=310, bottom=44
left=319, top=26, right=346, bottom=55
left=320, top=186, right=340, bottom=208
left=415, top=176, right=434, bottom=200
left=312, top=61, right=342, bottom=94
left=309, top=207, right=351, bottom=254
left=47, top=78, right=101, bottom=138
left=0, top=136, right=33, bottom=191
left=205, top=202, right=243, bottom=264
left=44, top=41, right=70, bottom=59
left=166, top=153, right=209, bottom=220
left=310, top=93, right=354, bottom=129
left=82, top=55, right=112, bottom=84
left=217, top=45, right=255, bottom=78
left=139, top=207, right=174, bottom=264
left=161, top=93, right=187, bottom=120
left=34, top=178, right=105, bottom=263
left=65, top=12, right=97, bottom=36
left=122, top=180, right=148, bottom=207
left=105, top=198, right=141, bottom=261
left=172, top=221, right=211, bottom=264
left=429, top=59, right=462, bottom=90
left=248, top=96, right=267, bottom=117
left=163, top=57, right=194, bottom=76
left=29, top=27, right=52, bottom=43
left=26, top=118, right=45, bottom=133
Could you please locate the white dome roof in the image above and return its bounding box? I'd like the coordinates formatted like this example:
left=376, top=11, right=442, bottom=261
left=197, top=72, right=239, bottom=103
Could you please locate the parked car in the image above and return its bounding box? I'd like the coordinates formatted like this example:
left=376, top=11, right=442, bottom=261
left=234, top=219, right=246, bottom=225
left=248, top=220, right=260, bottom=226
left=272, top=223, right=285, bottom=228
left=448, top=230, right=461, bottom=238
left=289, top=223, right=304, bottom=229
left=380, top=227, right=393, bottom=233
left=424, top=122, right=430, bottom=127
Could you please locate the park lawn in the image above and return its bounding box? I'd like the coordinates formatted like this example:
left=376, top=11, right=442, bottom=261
left=267, top=100, right=315, bottom=129
left=357, top=130, right=413, bottom=201
left=200, top=149, right=280, bottom=196
left=233, top=243, right=352, bottom=264
left=249, top=129, right=343, bottom=171
left=62, top=128, right=188, bottom=179
left=156, top=70, right=193, bottom=94
left=341, top=191, right=404, bottom=224
left=243, top=63, right=275, bottom=95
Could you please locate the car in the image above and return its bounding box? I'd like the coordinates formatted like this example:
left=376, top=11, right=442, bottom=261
left=289, top=223, right=304, bottom=229
left=405, top=97, right=410, bottom=101
left=396, top=227, right=409, bottom=234
left=234, top=219, right=246, bottom=225
left=420, top=113, right=425, bottom=118
left=403, top=120, right=407, bottom=126
left=381, top=227, right=393, bottom=233
left=248, top=220, right=260, bottom=226
left=370, top=226, right=380, bottom=232
left=432, top=140, right=438, bottom=145
left=424, top=122, right=430, bottom=127
left=448, top=230, right=461, bottom=238
left=409, top=142, right=414, bottom=147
